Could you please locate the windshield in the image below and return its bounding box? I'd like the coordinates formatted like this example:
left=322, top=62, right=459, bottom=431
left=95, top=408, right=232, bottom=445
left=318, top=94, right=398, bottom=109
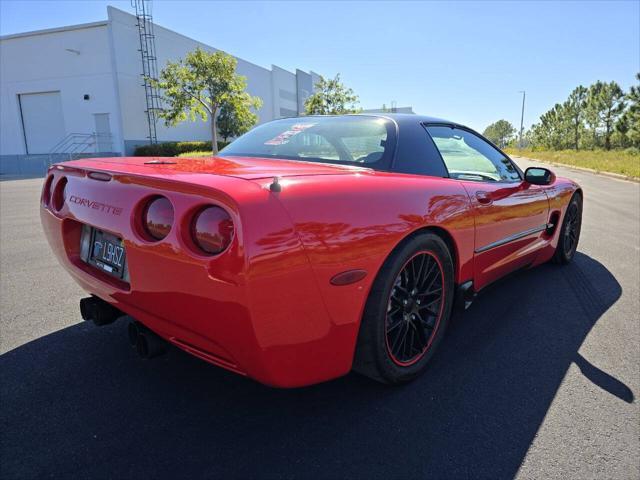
left=219, top=116, right=396, bottom=169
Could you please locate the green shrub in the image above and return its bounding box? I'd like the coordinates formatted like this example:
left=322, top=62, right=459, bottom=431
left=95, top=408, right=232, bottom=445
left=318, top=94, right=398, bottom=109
left=133, top=140, right=229, bottom=157
left=176, top=151, right=215, bottom=158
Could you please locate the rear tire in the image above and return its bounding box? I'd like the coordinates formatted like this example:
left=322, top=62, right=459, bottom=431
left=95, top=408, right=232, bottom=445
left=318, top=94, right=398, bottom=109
left=553, top=193, right=582, bottom=265
left=353, top=233, right=454, bottom=384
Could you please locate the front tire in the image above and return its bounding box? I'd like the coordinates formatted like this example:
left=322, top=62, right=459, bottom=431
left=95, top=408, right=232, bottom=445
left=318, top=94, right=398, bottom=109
left=353, top=233, right=454, bottom=384
left=553, top=193, right=582, bottom=264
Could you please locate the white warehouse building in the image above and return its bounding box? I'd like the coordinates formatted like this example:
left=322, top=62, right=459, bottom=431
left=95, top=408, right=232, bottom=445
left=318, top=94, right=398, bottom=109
left=0, top=6, right=321, bottom=176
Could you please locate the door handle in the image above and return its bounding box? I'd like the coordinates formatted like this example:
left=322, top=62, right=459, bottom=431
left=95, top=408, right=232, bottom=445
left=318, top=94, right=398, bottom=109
left=475, top=191, right=493, bottom=205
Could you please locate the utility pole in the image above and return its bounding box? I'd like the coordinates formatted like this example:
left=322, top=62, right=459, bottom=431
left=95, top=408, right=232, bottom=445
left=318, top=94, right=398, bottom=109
left=518, top=91, right=526, bottom=150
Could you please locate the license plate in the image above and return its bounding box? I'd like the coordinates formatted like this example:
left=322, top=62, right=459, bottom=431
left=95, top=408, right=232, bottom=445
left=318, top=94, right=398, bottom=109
left=82, top=226, right=127, bottom=280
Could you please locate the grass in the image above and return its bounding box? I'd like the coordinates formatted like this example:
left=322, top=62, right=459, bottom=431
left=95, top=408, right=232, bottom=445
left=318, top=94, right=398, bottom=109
left=176, top=151, right=215, bottom=158
left=505, top=148, right=640, bottom=179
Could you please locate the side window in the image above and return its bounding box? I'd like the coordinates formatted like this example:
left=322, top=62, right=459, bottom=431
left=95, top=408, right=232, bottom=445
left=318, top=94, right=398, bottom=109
left=425, top=125, right=521, bottom=182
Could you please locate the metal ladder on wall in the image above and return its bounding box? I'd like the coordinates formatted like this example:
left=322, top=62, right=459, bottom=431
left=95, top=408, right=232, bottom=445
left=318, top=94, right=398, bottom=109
left=131, top=0, right=162, bottom=145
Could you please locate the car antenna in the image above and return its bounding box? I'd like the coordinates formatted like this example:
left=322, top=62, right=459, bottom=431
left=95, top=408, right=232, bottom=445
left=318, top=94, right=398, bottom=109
left=269, top=177, right=282, bottom=193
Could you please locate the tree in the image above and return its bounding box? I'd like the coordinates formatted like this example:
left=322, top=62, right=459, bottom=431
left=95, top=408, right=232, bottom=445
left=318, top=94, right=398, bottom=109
left=482, top=120, right=516, bottom=148
left=564, top=85, right=588, bottom=150
left=617, top=73, right=640, bottom=147
left=304, top=74, right=359, bottom=115
left=527, top=78, right=636, bottom=151
left=585, top=81, right=604, bottom=147
left=531, top=103, right=571, bottom=150
left=217, top=97, right=258, bottom=142
left=586, top=81, right=626, bottom=150
left=598, top=81, right=626, bottom=150
left=154, top=48, right=262, bottom=154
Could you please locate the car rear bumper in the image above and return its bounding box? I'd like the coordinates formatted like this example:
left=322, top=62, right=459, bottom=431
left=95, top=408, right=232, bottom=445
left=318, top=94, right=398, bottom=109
left=40, top=201, right=356, bottom=388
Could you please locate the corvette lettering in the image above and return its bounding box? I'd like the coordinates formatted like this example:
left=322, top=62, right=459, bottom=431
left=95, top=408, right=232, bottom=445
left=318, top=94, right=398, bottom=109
left=68, top=195, right=123, bottom=215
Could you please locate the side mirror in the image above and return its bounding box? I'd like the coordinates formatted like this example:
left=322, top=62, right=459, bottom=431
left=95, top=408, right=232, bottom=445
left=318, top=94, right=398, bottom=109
left=524, top=167, right=556, bottom=186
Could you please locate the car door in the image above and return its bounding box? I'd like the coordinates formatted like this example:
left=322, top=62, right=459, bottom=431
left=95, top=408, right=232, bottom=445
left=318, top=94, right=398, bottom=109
left=425, top=124, right=550, bottom=290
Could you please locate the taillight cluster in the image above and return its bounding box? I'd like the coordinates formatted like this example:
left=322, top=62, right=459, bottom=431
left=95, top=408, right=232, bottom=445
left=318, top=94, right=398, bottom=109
left=140, top=196, right=234, bottom=256
left=42, top=175, right=54, bottom=206
left=52, top=177, right=67, bottom=211
left=142, top=196, right=174, bottom=241
left=191, top=206, right=235, bottom=254
left=42, top=174, right=67, bottom=212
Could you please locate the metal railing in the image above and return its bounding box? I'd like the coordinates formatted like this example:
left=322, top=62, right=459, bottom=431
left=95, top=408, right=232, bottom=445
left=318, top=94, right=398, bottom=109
left=1, top=133, right=116, bottom=177
left=48, top=132, right=114, bottom=163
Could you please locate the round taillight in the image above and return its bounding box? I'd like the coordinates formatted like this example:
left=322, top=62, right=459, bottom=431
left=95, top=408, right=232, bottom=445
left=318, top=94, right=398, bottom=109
left=42, top=175, right=54, bottom=206
left=191, top=206, right=234, bottom=255
left=143, top=196, right=174, bottom=241
left=52, top=177, right=67, bottom=211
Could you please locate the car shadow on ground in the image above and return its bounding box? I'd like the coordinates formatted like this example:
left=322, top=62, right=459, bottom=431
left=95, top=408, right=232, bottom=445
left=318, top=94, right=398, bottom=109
left=0, top=252, right=630, bottom=479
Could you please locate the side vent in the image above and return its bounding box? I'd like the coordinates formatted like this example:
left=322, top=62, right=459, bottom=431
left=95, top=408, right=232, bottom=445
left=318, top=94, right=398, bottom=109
left=546, top=211, right=561, bottom=235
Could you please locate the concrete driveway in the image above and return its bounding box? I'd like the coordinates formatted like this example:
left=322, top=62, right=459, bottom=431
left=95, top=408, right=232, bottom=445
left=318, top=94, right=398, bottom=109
left=1, top=159, right=638, bottom=479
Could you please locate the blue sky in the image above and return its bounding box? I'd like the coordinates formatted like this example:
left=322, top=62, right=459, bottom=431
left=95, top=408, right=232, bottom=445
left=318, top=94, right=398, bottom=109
left=1, top=1, right=638, bottom=132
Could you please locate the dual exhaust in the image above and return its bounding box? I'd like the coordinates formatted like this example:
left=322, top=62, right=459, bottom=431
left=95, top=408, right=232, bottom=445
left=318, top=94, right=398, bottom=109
left=127, top=320, right=167, bottom=359
left=80, top=296, right=167, bottom=359
left=80, top=296, right=122, bottom=326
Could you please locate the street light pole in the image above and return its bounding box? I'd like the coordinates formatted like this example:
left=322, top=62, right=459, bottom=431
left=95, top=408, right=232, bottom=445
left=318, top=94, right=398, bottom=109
left=518, top=90, right=526, bottom=150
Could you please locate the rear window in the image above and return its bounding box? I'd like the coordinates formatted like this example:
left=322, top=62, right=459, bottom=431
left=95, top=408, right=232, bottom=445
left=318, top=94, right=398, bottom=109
left=219, top=116, right=396, bottom=169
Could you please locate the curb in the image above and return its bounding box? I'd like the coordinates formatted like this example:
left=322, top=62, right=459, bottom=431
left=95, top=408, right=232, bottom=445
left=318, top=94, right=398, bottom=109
left=511, top=155, right=639, bottom=183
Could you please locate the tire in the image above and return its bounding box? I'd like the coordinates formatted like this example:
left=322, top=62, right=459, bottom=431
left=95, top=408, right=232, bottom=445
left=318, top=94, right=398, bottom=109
left=353, top=233, right=455, bottom=384
left=552, top=193, right=583, bottom=265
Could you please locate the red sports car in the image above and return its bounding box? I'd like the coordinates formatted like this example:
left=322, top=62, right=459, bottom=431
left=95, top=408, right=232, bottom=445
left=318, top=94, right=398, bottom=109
left=40, top=114, right=582, bottom=387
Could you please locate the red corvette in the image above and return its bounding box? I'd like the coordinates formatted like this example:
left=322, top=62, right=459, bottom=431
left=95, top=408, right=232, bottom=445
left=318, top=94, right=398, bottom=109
left=40, top=114, right=582, bottom=387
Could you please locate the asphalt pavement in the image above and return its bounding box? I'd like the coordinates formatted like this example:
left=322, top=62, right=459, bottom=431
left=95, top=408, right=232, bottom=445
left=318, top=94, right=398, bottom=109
left=1, top=158, right=638, bottom=479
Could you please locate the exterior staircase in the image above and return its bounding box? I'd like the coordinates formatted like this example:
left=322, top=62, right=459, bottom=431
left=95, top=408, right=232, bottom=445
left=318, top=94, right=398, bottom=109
left=1, top=133, right=119, bottom=178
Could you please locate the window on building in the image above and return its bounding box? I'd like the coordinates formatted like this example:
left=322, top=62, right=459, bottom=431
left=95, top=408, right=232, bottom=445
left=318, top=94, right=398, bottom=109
left=279, top=89, right=297, bottom=102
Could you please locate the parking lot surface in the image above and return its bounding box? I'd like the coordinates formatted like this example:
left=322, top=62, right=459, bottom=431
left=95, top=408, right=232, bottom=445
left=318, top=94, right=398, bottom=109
left=1, top=159, right=638, bottom=479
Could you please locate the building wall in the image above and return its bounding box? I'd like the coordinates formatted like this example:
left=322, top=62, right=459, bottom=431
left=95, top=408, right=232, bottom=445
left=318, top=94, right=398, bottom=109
left=0, top=6, right=320, bottom=173
left=296, top=69, right=312, bottom=115
left=0, top=22, right=123, bottom=166
left=108, top=7, right=278, bottom=153
left=270, top=65, right=298, bottom=119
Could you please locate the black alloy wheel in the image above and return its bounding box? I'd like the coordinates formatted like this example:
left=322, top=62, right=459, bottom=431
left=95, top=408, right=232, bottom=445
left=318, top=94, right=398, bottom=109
left=385, top=251, right=444, bottom=366
left=353, top=232, right=454, bottom=384
left=553, top=193, right=582, bottom=264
